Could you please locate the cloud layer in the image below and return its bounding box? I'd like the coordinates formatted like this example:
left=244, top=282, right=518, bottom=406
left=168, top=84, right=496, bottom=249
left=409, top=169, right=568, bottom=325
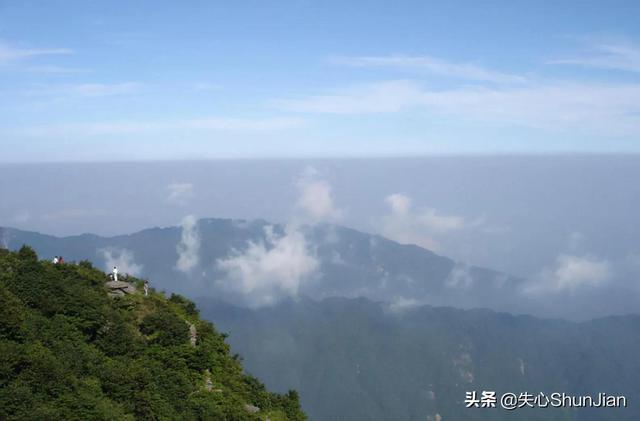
left=295, top=167, right=343, bottom=223
left=550, top=42, right=640, bottom=73
left=275, top=79, right=640, bottom=135
left=332, top=54, right=526, bottom=83
left=526, top=254, right=612, bottom=294
left=176, top=215, right=200, bottom=273
left=216, top=225, right=318, bottom=307
left=0, top=40, right=73, bottom=64
left=99, top=247, right=143, bottom=276
left=380, top=193, right=468, bottom=251
left=166, top=182, right=195, bottom=206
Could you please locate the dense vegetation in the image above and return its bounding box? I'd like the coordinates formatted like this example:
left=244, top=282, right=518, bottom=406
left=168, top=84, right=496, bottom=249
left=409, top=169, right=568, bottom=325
left=0, top=246, right=305, bottom=420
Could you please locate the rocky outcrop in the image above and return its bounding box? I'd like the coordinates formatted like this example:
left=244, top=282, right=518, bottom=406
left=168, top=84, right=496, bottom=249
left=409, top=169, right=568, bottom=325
left=105, top=280, right=136, bottom=297
left=189, top=323, right=197, bottom=347
left=244, top=404, right=260, bottom=414
left=204, top=370, right=213, bottom=392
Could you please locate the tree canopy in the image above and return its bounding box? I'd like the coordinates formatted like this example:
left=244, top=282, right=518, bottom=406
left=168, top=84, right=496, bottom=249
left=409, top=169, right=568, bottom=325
left=0, top=246, right=305, bottom=421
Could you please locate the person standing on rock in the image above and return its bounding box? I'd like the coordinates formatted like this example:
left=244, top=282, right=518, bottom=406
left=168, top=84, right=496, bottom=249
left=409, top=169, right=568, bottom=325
left=52, top=256, right=59, bottom=264
left=144, top=280, right=149, bottom=297
left=112, top=266, right=118, bottom=282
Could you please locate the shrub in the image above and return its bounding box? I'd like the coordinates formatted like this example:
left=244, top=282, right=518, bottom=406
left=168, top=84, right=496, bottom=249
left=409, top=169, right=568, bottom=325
left=140, top=308, right=189, bottom=347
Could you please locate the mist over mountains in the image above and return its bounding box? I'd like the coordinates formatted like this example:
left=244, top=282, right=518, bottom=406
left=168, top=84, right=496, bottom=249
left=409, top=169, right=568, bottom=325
left=2, top=156, right=639, bottom=282
left=4, top=0, right=640, bottom=418
left=2, top=156, right=639, bottom=420
left=201, top=297, right=640, bottom=421
left=0, top=213, right=636, bottom=321
left=3, top=219, right=640, bottom=419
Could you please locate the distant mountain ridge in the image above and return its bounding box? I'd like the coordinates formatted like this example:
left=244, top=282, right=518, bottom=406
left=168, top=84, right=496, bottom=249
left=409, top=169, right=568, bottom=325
left=2, top=221, right=639, bottom=420
left=0, top=218, right=532, bottom=316
left=199, top=296, right=640, bottom=421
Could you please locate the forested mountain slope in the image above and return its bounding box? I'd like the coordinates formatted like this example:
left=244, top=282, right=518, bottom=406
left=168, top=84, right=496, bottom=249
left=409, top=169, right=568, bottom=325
left=0, top=246, right=305, bottom=420
left=201, top=297, right=640, bottom=421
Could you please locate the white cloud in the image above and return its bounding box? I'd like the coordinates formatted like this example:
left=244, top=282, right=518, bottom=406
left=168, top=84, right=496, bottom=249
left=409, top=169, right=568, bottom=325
left=388, top=296, right=424, bottom=313
left=0, top=40, right=73, bottom=64
left=385, top=193, right=411, bottom=215
left=274, top=80, right=640, bottom=135
left=527, top=254, right=612, bottom=293
left=0, top=229, right=10, bottom=249
left=332, top=54, right=526, bottom=83
left=166, top=182, right=195, bottom=206
left=214, top=168, right=342, bottom=306
left=8, top=117, right=306, bottom=138
left=175, top=215, right=200, bottom=273
left=380, top=193, right=467, bottom=251
left=415, top=206, right=466, bottom=234
left=550, top=43, right=640, bottom=73
left=216, top=225, right=319, bottom=307
left=445, top=263, right=474, bottom=289
left=295, top=167, right=343, bottom=223
left=99, top=247, right=143, bottom=276
left=553, top=255, right=611, bottom=289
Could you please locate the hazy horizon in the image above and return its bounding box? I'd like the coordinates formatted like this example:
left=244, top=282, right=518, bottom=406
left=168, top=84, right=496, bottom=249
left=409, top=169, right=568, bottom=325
left=2, top=155, right=639, bottom=321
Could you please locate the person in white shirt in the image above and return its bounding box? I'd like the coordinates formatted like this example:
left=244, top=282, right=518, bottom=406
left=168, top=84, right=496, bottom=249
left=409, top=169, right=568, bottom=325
left=52, top=256, right=59, bottom=264
left=112, top=266, right=118, bottom=282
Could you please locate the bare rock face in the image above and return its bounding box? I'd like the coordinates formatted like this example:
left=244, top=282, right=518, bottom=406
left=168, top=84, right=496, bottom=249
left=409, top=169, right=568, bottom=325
left=105, top=280, right=137, bottom=297
left=204, top=370, right=213, bottom=392
left=189, top=324, right=197, bottom=347
left=244, top=404, right=260, bottom=414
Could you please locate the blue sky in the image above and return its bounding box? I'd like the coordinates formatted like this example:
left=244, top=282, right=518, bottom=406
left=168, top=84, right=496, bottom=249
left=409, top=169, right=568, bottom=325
left=1, top=0, right=639, bottom=161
